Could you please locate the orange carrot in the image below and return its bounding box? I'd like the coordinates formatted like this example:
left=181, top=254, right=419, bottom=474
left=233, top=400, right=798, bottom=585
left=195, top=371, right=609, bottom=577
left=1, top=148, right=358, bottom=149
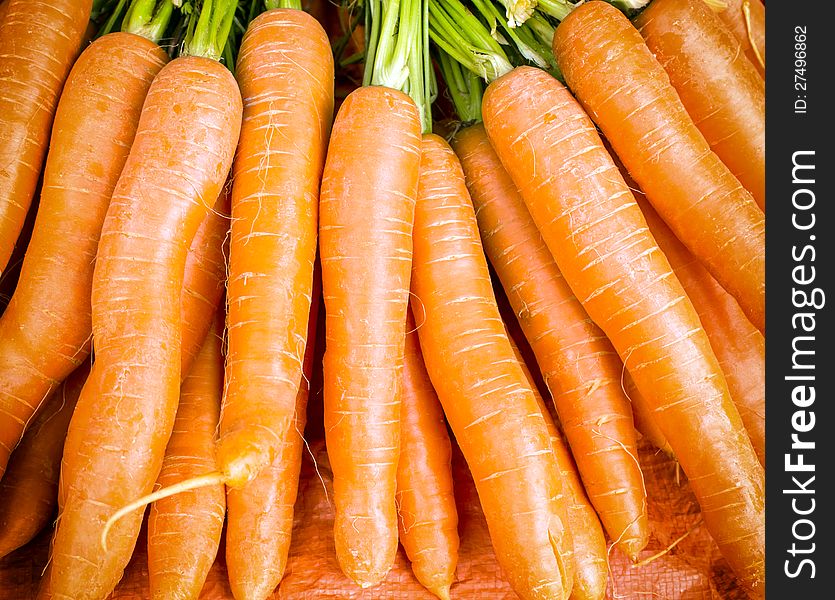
left=633, top=191, right=765, bottom=466
left=0, top=364, right=89, bottom=559
left=45, top=54, right=242, bottom=599
left=179, top=187, right=231, bottom=372
left=452, top=122, right=648, bottom=561
left=635, top=0, right=765, bottom=210
left=319, top=85, right=422, bottom=587
left=221, top=4, right=332, bottom=496
left=714, top=0, right=765, bottom=76
left=625, top=373, right=674, bottom=457
left=0, top=0, right=92, bottom=274
left=411, top=133, right=573, bottom=600
left=396, top=309, right=458, bottom=600
left=0, top=200, right=229, bottom=564
left=553, top=1, right=765, bottom=333
left=508, top=334, right=608, bottom=600
left=147, top=314, right=226, bottom=599
left=0, top=32, right=168, bottom=480
left=225, top=265, right=322, bottom=600
left=481, top=65, right=764, bottom=598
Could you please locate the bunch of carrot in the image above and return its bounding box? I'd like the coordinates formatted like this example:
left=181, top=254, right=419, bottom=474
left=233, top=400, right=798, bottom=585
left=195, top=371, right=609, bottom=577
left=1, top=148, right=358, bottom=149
left=0, top=0, right=765, bottom=598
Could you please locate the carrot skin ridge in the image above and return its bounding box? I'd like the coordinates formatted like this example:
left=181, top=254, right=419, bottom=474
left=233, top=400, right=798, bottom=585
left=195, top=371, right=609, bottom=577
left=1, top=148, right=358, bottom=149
left=635, top=0, right=765, bottom=210
left=0, top=32, right=169, bottom=480
left=146, top=313, right=226, bottom=600
left=452, top=122, right=648, bottom=560
left=319, top=85, right=422, bottom=587
left=396, top=309, right=459, bottom=599
left=226, top=264, right=321, bottom=600
left=553, top=1, right=765, bottom=333
left=481, top=65, right=764, bottom=598
left=0, top=0, right=92, bottom=274
left=631, top=189, right=765, bottom=466
left=411, top=133, right=573, bottom=600
left=46, top=56, right=242, bottom=600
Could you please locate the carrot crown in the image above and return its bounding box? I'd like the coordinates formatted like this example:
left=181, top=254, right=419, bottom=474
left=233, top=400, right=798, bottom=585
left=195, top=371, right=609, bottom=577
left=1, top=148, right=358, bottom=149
left=363, top=0, right=435, bottom=132
left=96, top=0, right=176, bottom=43
left=182, top=0, right=240, bottom=62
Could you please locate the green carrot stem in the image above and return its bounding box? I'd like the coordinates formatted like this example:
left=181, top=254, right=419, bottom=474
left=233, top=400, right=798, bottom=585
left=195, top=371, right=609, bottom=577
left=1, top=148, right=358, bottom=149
left=436, top=49, right=483, bottom=124
left=182, top=0, right=240, bottom=62
left=121, top=0, right=175, bottom=43
left=535, top=0, right=575, bottom=21
left=363, top=0, right=433, bottom=133
left=265, top=0, right=301, bottom=9
left=427, top=0, right=512, bottom=82
left=96, top=0, right=130, bottom=38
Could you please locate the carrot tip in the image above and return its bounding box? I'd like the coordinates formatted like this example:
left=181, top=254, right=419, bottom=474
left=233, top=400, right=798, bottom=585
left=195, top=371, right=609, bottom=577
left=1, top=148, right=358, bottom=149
left=429, top=584, right=452, bottom=600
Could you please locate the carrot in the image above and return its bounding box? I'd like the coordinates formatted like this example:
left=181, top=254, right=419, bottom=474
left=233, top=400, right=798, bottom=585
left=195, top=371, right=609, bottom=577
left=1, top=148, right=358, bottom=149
left=0, top=196, right=229, bottom=566
left=552, top=1, right=765, bottom=333
left=632, top=190, right=765, bottom=466
left=481, top=65, right=764, bottom=597
left=147, top=313, right=225, bottom=600
left=44, top=5, right=243, bottom=595
left=180, top=187, right=232, bottom=372
left=396, top=309, right=459, bottom=600
left=625, top=373, right=674, bottom=456
left=225, top=263, right=322, bottom=600
left=219, top=10, right=332, bottom=598
left=508, top=334, right=608, bottom=600
left=318, top=85, right=421, bottom=586
left=635, top=0, right=765, bottom=210
left=714, top=0, right=765, bottom=76
left=221, top=2, right=331, bottom=501
left=0, top=364, right=89, bottom=559
left=411, top=133, right=573, bottom=600
left=452, top=122, right=648, bottom=561
left=0, top=0, right=92, bottom=274
left=0, top=31, right=169, bottom=480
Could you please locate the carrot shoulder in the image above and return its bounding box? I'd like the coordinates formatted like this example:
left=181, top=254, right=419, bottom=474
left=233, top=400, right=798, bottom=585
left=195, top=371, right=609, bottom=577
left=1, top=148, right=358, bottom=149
left=482, top=65, right=764, bottom=598
left=45, top=56, right=241, bottom=599
left=319, top=85, right=421, bottom=587
left=553, top=1, right=765, bottom=333
left=411, top=133, right=573, bottom=600
left=0, top=32, right=168, bottom=479
left=635, top=0, right=765, bottom=210
left=0, top=0, right=92, bottom=273
left=452, top=122, right=648, bottom=561
left=397, top=310, right=459, bottom=600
